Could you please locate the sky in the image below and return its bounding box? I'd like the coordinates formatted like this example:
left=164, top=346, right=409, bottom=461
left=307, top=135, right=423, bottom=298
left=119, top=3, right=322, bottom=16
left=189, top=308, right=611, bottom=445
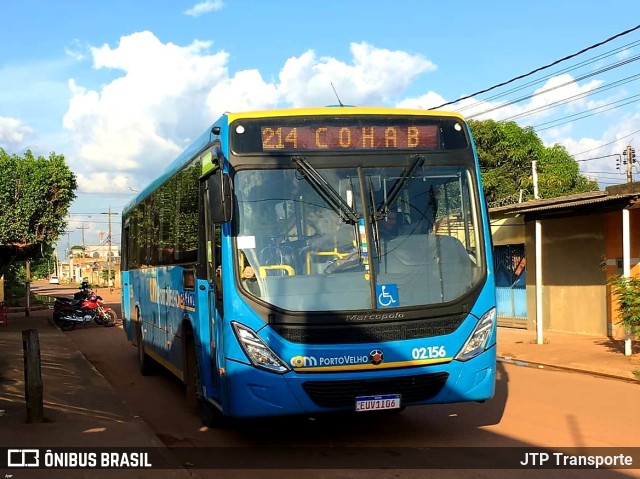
left=1, top=0, right=640, bottom=257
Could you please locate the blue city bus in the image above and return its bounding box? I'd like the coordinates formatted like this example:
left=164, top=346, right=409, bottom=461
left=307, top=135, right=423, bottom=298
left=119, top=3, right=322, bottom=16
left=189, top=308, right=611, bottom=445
left=120, top=107, right=496, bottom=426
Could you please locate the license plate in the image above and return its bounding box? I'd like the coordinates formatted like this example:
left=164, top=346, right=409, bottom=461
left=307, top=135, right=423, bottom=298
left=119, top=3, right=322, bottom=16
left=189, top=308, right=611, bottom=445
left=355, top=394, right=401, bottom=412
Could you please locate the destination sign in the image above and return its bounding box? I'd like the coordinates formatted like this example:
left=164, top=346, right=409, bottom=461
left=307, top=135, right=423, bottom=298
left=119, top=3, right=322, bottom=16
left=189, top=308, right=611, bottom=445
left=230, top=116, right=469, bottom=154
left=260, top=125, right=439, bottom=151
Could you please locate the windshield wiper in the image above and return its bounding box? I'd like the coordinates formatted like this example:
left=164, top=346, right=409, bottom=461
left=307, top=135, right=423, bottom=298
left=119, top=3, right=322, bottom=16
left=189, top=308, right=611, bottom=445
left=292, top=156, right=359, bottom=224
left=373, top=154, right=426, bottom=219
left=368, top=176, right=382, bottom=261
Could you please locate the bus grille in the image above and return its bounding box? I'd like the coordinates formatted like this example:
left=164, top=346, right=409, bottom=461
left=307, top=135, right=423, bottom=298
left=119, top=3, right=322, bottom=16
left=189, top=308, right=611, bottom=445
left=302, top=372, right=449, bottom=408
left=271, top=317, right=464, bottom=344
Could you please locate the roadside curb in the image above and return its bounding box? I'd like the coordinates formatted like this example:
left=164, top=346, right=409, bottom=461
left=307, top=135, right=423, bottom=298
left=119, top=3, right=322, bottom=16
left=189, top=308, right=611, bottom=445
left=497, top=356, right=640, bottom=385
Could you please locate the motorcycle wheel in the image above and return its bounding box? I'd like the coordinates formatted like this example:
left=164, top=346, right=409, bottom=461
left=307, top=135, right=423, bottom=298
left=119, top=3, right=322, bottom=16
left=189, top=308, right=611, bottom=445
left=102, top=310, right=117, bottom=327
left=57, top=319, right=76, bottom=332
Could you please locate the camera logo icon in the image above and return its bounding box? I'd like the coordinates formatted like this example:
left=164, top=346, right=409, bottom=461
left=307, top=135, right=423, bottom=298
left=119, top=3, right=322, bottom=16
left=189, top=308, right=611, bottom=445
left=7, top=449, right=40, bottom=467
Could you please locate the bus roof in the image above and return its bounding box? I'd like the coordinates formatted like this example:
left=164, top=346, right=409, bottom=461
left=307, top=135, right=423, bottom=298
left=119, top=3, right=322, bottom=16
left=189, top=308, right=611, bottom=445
left=122, top=106, right=467, bottom=216
left=225, top=106, right=466, bottom=123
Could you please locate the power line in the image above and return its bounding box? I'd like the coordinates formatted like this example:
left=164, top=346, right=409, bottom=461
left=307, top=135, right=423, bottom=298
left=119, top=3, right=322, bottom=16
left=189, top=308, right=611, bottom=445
left=430, top=23, right=640, bottom=110
left=581, top=171, right=624, bottom=175
left=575, top=153, right=622, bottom=163
left=466, top=54, right=640, bottom=119
left=494, top=72, right=640, bottom=123
left=572, top=128, right=640, bottom=156
left=457, top=38, right=640, bottom=112
left=532, top=94, right=640, bottom=131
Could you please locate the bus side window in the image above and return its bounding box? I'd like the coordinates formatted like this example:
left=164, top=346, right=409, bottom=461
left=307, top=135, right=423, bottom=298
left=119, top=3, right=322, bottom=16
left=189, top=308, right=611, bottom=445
left=183, top=269, right=196, bottom=290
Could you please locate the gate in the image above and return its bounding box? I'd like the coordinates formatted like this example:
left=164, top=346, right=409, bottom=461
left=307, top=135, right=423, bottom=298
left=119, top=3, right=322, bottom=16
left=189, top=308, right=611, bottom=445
left=493, top=244, right=527, bottom=328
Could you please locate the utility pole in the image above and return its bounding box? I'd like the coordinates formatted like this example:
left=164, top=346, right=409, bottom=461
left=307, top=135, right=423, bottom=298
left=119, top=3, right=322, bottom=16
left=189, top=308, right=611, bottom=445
left=77, top=223, right=89, bottom=252
left=532, top=160, right=540, bottom=200
left=101, top=206, right=119, bottom=286
left=25, top=261, right=31, bottom=317
left=76, top=223, right=90, bottom=284
left=622, top=145, right=636, bottom=184
left=532, top=160, right=543, bottom=345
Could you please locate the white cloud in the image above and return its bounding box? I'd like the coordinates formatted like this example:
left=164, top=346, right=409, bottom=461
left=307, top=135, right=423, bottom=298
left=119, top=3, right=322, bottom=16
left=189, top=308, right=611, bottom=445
left=542, top=111, right=640, bottom=186
left=396, top=91, right=447, bottom=110
left=278, top=42, right=436, bottom=107
left=65, top=39, right=85, bottom=61
left=616, top=48, right=632, bottom=60
left=62, top=34, right=439, bottom=194
left=75, top=172, right=132, bottom=193
left=449, top=74, right=603, bottom=123
left=206, top=69, right=279, bottom=115
left=184, top=0, right=224, bottom=17
left=0, top=116, right=33, bottom=148
left=63, top=31, right=230, bottom=189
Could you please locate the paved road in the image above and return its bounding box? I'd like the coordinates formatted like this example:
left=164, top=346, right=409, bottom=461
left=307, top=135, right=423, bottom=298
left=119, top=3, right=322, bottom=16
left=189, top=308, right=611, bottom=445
left=34, top=282, right=640, bottom=478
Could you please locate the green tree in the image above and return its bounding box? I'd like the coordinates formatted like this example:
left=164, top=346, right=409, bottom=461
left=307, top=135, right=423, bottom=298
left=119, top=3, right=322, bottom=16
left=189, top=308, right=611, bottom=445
left=469, top=120, right=598, bottom=206
left=610, top=275, right=640, bottom=330
left=3, top=250, right=56, bottom=305
left=538, top=144, right=599, bottom=198
left=0, top=149, right=77, bottom=277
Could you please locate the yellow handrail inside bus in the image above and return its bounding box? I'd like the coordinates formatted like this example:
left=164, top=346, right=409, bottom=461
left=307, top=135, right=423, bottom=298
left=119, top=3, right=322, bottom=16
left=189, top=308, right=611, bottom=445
left=306, top=249, right=351, bottom=274
left=258, top=265, right=296, bottom=278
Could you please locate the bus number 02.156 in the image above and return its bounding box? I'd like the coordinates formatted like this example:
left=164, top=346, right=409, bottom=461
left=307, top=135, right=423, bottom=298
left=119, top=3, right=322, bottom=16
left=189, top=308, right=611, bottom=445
left=411, top=346, right=446, bottom=359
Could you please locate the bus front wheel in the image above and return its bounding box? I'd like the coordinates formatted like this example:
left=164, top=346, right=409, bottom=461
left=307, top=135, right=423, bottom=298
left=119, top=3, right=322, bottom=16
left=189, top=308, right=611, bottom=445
left=184, top=335, right=225, bottom=428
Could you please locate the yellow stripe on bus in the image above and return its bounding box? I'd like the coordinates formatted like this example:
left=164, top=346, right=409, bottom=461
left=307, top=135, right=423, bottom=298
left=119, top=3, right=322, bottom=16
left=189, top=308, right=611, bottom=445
left=291, top=357, right=453, bottom=372
left=226, top=107, right=466, bottom=123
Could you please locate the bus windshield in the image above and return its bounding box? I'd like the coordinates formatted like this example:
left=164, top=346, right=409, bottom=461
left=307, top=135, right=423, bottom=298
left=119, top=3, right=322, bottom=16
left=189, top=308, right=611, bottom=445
left=234, top=163, right=484, bottom=312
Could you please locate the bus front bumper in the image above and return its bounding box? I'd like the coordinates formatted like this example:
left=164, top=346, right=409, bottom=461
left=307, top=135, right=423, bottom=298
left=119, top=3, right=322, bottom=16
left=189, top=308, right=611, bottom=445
left=223, top=346, right=496, bottom=418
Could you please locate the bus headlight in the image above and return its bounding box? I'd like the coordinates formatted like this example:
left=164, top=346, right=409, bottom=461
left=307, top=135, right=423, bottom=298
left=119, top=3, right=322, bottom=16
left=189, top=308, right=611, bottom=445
left=231, top=322, right=290, bottom=374
left=455, top=308, right=496, bottom=362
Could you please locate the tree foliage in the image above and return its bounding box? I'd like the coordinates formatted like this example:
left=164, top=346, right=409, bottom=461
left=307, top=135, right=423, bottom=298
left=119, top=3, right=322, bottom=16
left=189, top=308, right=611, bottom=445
left=610, top=275, right=640, bottom=330
left=3, top=250, right=56, bottom=304
left=0, top=149, right=77, bottom=276
left=469, top=120, right=598, bottom=207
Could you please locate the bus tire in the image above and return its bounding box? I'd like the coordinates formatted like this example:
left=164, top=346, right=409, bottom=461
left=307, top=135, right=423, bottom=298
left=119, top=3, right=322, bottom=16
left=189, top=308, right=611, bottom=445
left=61, top=321, right=76, bottom=331
left=137, top=321, right=155, bottom=376
left=184, top=334, right=200, bottom=410
left=198, top=399, right=225, bottom=428
left=184, top=334, right=226, bottom=428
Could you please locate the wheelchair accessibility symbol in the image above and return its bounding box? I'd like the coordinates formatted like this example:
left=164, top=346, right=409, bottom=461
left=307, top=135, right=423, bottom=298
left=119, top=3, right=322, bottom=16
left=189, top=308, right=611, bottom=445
left=376, top=284, right=399, bottom=308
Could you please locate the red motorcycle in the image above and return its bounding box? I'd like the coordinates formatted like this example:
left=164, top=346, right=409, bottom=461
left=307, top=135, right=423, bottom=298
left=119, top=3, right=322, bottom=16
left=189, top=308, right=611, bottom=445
left=53, top=293, right=117, bottom=331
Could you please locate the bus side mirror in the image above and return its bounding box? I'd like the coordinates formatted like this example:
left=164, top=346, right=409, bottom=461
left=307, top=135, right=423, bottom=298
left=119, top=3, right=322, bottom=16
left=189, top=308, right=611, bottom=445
left=208, top=170, right=233, bottom=223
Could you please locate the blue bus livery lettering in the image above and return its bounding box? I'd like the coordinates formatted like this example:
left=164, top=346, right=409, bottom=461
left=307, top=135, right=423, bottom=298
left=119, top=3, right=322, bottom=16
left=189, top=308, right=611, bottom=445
left=290, top=355, right=370, bottom=368
left=148, top=278, right=196, bottom=312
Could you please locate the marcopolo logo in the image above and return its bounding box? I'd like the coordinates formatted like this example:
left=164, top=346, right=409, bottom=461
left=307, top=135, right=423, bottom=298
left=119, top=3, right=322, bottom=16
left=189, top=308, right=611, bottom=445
left=345, top=312, right=405, bottom=321
left=290, top=356, right=318, bottom=367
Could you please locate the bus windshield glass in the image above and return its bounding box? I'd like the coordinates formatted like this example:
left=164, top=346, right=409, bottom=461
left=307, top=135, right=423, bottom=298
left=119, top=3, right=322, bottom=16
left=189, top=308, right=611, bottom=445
left=234, top=164, right=484, bottom=312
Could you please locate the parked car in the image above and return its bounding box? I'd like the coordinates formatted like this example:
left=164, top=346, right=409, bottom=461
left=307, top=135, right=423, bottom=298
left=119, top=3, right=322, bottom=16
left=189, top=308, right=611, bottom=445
left=49, top=275, right=59, bottom=285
